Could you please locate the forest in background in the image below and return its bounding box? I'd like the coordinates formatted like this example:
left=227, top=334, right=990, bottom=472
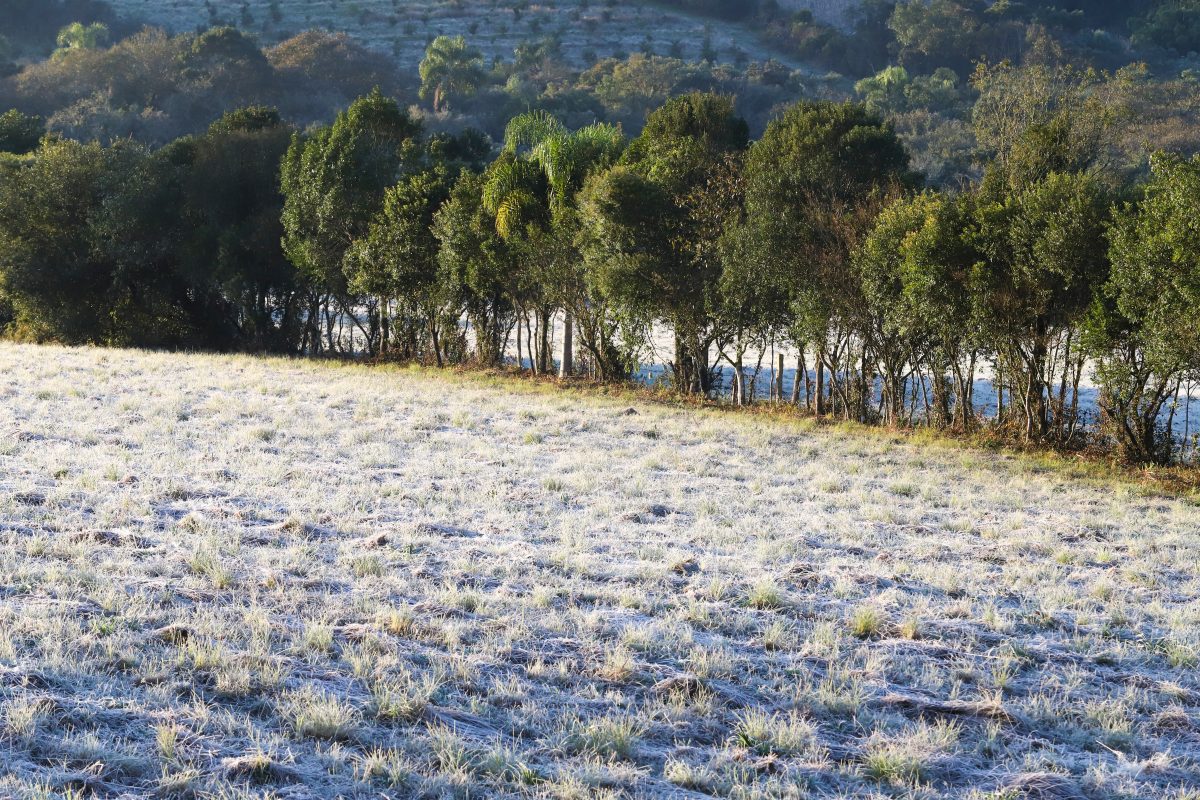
left=4, top=1, right=1200, bottom=182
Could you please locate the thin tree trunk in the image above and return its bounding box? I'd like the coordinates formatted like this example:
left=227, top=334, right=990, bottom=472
left=775, top=353, right=785, bottom=403
left=429, top=317, right=443, bottom=368
left=996, top=362, right=1004, bottom=426
left=559, top=311, right=573, bottom=378
left=380, top=297, right=389, bottom=357
left=815, top=347, right=826, bottom=417
left=791, top=353, right=802, bottom=405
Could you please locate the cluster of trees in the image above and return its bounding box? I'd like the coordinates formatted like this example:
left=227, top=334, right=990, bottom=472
left=0, top=107, right=306, bottom=351
left=0, top=25, right=408, bottom=146
left=766, top=0, right=1200, bottom=79
left=0, top=0, right=122, bottom=70
left=0, top=16, right=821, bottom=150
left=10, top=2, right=1200, bottom=199
left=4, top=78, right=1200, bottom=465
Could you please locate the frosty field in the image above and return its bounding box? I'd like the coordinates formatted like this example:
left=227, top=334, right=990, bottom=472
left=1, top=343, right=1199, bottom=799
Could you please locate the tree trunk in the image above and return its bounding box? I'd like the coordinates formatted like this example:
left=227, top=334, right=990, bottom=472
left=380, top=297, right=389, bottom=357
left=996, top=362, right=1004, bottom=426
left=559, top=311, right=573, bottom=378
left=429, top=317, right=443, bottom=368
left=775, top=353, right=785, bottom=403
left=539, top=309, right=552, bottom=374
left=815, top=348, right=826, bottom=417
left=791, top=353, right=802, bottom=406
left=1025, top=343, right=1048, bottom=441
left=729, top=357, right=739, bottom=407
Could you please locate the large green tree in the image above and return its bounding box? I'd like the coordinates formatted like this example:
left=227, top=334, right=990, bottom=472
left=419, top=36, right=485, bottom=113
left=0, top=138, right=137, bottom=343
left=584, top=92, right=749, bottom=395
left=493, top=111, right=626, bottom=378
left=743, top=100, right=914, bottom=417
left=280, top=89, right=422, bottom=354
left=346, top=166, right=459, bottom=365
left=971, top=170, right=1110, bottom=441
left=1087, top=153, right=1200, bottom=464
left=177, top=107, right=304, bottom=352
left=434, top=170, right=519, bottom=368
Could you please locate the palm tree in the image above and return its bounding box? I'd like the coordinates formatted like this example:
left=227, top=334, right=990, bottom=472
left=489, top=112, right=625, bottom=376
left=53, top=22, right=109, bottom=59
left=418, top=36, right=484, bottom=113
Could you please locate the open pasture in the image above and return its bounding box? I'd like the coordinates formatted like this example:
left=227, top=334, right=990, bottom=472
left=0, top=344, right=1198, bottom=798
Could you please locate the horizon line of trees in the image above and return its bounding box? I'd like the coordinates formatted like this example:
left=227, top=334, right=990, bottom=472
left=2, top=78, right=1200, bottom=466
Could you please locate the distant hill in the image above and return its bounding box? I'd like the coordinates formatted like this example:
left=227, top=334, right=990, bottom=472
left=777, top=0, right=859, bottom=25
left=103, top=0, right=815, bottom=69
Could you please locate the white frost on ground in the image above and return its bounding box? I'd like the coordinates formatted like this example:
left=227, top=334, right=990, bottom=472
left=0, top=343, right=1198, bottom=798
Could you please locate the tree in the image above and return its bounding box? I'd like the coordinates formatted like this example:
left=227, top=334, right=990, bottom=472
left=743, top=100, right=914, bottom=417
left=280, top=89, right=422, bottom=354
left=419, top=36, right=485, bottom=113
left=1086, top=153, right=1200, bottom=464
left=896, top=193, right=982, bottom=429
left=0, top=110, right=44, bottom=154
left=855, top=191, right=982, bottom=427
left=347, top=166, right=459, bottom=365
left=889, top=0, right=1021, bottom=76
left=53, top=22, right=109, bottom=58
left=0, top=138, right=136, bottom=343
left=479, top=149, right=554, bottom=371
left=712, top=156, right=790, bottom=406
left=588, top=92, right=749, bottom=395
left=854, top=65, right=911, bottom=116
left=580, top=165, right=683, bottom=372
left=177, top=107, right=304, bottom=352
left=434, top=171, right=519, bottom=367
left=855, top=192, right=939, bottom=425
left=971, top=62, right=1111, bottom=186
left=971, top=170, right=1110, bottom=442
left=1132, top=1, right=1200, bottom=55
left=498, top=111, right=626, bottom=377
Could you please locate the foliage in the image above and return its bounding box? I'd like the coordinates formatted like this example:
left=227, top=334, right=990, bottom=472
left=419, top=35, right=484, bottom=113
left=1087, top=154, right=1200, bottom=463
left=53, top=21, right=110, bottom=59
left=4, top=39, right=1200, bottom=462
left=1132, top=1, right=1200, bottom=55
left=971, top=170, right=1111, bottom=441
left=0, top=109, right=304, bottom=349
left=0, top=27, right=406, bottom=146
left=587, top=92, right=749, bottom=394
left=280, top=89, right=422, bottom=304
left=889, top=0, right=1024, bottom=77
left=0, top=108, right=42, bottom=153
left=742, top=99, right=915, bottom=416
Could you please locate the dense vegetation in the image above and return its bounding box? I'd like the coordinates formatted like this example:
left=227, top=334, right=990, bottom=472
left=4, top=2, right=1200, bottom=466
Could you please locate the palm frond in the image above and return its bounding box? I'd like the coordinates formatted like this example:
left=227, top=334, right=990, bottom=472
left=504, top=110, right=565, bottom=153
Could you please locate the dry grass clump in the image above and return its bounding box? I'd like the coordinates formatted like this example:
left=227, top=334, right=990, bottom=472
left=0, top=343, right=1197, bottom=798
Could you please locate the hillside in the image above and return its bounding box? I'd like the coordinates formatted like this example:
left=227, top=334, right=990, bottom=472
left=1, top=344, right=1197, bottom=798
left=104, top=0, right=833, bottom=69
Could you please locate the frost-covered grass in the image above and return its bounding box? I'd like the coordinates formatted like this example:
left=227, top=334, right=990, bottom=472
left=1, top=343, right=1199, bottom=799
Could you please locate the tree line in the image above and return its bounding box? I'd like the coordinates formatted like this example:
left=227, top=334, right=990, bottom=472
left=2, top=82, right=1199, bottom=465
